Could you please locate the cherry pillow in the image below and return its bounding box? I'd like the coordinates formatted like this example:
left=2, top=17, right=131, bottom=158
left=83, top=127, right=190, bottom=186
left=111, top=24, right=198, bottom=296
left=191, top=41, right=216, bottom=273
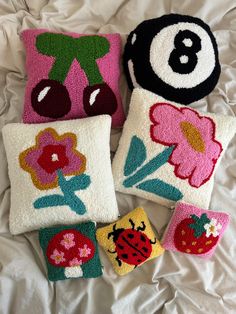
left=21, top=29, right=125, bottom=127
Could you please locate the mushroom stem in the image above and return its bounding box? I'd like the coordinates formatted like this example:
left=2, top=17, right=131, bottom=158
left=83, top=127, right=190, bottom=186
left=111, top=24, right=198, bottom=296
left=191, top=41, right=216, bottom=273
left=64, top=266, right=83, bottom=278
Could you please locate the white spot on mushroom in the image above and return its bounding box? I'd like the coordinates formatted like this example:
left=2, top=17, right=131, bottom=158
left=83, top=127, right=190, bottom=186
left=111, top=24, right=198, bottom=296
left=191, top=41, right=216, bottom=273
left=89, top=88, right=100, bottom=106
left=38, top=86, right=51, bottom=102
left=131, top=33, right=137, bottom=45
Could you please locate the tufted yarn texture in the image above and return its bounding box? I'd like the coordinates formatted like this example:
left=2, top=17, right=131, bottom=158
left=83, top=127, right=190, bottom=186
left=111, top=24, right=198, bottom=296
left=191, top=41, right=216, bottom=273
left=21, top=29, right=125, bottom=127
left=96, top=207, right=164, bottom=276
left=39, top=222, right=102, bottom=281
left=112, top=88, right=236, bottom=209
left=124, top=14, right=220, bottom=105
left=3, top=115, right=119, bottom=235
left=161, top=202, right=230, bottom=259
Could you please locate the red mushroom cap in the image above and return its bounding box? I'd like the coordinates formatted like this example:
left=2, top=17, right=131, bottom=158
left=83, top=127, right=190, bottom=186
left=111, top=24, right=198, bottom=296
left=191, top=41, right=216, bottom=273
left=46, top=229, right=95, bottom=267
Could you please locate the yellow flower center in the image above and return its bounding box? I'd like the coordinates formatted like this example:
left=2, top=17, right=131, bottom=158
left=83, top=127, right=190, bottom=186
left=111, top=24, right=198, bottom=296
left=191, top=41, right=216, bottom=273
left=180, top=121, right=205, bottom=153
left=209, top=225, right=215, bottom=233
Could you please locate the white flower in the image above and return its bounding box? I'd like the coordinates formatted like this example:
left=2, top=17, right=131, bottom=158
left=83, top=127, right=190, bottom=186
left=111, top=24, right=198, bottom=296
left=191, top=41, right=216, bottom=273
left=204, top=218, right=222, bottom=238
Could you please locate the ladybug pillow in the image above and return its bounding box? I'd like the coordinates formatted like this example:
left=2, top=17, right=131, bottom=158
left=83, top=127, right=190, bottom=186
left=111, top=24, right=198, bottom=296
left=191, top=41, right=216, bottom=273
left=161, top=202, right=230, bottom=258
left=21, top=29, right=125, bottom=128
left=112, top=88, right=236, bottom=209
left=39, top=222, right=102, bottom=281
left=124, top=14, right=220, bottom=105
left=2, top=115, right=119, bottom=235
left=96, top=207, right=164, bottom=276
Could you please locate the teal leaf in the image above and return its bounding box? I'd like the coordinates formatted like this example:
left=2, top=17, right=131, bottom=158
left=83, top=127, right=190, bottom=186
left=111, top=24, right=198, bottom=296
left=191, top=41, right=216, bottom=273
left=124, top=136, right=147, bottom=177
left=34, top=194, right=66, bottom=209
left=136, top=179, right=183, bottom=201
left=123, top=146, right=174, bottom=188
left=67, top=174, right=91, bottom=191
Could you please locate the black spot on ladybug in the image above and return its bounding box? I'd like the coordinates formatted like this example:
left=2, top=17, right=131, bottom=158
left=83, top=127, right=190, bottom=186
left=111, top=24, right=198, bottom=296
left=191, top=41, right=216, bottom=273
left=128, top=233, right=134, bottom=239
left=142, top=247, right=148, bottom=253
left=122, top=254, right=128, bottom=259
left=118, top=244, right=124, bottom=249
left=137, top=259, right=142, bottom=263
left=140, top=234, right=146, bottom=242
left=133, top=253, right=137, bottom=256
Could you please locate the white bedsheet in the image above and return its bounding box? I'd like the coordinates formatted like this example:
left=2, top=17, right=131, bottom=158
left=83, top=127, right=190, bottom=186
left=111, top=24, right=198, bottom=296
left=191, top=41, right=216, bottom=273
left=0, top=1, right=235, bottom=313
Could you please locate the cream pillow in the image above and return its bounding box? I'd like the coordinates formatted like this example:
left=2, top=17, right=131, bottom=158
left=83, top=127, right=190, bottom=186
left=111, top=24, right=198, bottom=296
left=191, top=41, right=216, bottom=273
left=3, top=115, right=119, bottom=234
left=112, top=88, right=236, bottom=209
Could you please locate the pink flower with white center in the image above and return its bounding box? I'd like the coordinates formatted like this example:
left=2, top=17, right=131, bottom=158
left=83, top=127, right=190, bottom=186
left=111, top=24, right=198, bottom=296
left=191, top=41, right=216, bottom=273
left=78, top=244, right=92, bottom=258
left=60, top=233, right=76, bottom=249
left=204, top=218, right=222, bottom=238
left=69, top=257, right=83, bottom=267
left=50, top=249, right=66, bottom=264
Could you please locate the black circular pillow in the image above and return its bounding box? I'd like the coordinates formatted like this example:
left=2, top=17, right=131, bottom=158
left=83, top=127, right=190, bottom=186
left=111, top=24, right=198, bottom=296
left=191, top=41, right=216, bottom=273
left=124, top=14, right=221, bottom=105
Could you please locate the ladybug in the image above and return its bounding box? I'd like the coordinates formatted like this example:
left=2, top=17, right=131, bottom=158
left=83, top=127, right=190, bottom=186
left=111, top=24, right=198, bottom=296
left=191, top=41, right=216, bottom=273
left=107, top=218, right=156, bottom=267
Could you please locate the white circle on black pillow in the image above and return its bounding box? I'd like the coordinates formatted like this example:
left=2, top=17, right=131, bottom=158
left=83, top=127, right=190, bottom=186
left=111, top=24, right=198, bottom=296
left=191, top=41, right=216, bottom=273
left=123, top=14, right=221, bottom=105
left=149, top=22, right=216, bottom=89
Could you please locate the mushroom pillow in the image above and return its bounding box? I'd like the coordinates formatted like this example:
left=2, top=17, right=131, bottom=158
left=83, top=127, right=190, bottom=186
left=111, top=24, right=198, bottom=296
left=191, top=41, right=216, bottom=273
left=39, top=222, right=102, bottom=281
left=21, top=29, right=125, bottom=128
left=161, top=202, right=230, bottom=259
left=96, top=207, right=164, bottom=276
left=3, top=115, right=119, bottom=235
left=124, top=14, right=220, bottom=105
left=112, top=88, right=236, bottom=209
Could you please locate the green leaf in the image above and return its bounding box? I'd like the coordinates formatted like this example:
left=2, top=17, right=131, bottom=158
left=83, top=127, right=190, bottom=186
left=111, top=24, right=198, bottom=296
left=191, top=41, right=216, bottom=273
left=189, top=214, right=210, bottom=238
left=34, top=194, right=66, bottom=209
left=136, top=179, right=183, bottom=201
left=124, top=136, right=147, bottom=177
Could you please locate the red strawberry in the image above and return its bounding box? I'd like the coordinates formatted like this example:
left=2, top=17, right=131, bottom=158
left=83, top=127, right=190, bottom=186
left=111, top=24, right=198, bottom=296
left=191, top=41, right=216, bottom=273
left=174, top=214, right=219, bottom=255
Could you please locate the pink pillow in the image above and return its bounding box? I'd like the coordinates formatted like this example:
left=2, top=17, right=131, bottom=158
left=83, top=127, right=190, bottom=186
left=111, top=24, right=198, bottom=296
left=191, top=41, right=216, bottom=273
left=162, top=202, right=230, bottom=259
left=21, top=29, right=125, bottom=128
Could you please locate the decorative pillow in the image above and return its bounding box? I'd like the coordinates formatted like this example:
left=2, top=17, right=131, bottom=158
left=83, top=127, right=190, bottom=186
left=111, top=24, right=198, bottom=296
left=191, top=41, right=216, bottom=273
left=3, top=115, right=119, bottom=235
left=39, top=222, right=102, bottom=281
left=21, top=29, right=125, bottom=127
left=124, top=14, right=220, bottom=105
left=96, top=207, right=164, bottom=276
left=112, top=88, right=236, bottom=209
left=161, top=202, right=230, bottom=258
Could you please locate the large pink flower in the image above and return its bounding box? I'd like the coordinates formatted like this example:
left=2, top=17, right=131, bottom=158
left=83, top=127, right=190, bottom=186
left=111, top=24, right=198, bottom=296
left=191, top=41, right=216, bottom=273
left=19, top=128, right=86, bottom=190
left=150, top=103, right=222, bottom=188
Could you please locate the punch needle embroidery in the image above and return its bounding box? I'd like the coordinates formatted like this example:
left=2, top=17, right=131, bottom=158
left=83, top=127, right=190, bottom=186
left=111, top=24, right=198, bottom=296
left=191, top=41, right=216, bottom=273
left=19, top=128, right=91, bottom=215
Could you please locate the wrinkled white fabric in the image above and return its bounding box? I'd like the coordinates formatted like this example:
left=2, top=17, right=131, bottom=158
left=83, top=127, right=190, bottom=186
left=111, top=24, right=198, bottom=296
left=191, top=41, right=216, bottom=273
left=0, top=1, right=235, bottom=313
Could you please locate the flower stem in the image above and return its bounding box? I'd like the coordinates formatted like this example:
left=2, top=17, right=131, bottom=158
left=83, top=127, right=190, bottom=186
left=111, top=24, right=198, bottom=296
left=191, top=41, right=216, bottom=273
left=123, top=146, right=174, bottom=188
left=57, top=170, right=86, bottom=215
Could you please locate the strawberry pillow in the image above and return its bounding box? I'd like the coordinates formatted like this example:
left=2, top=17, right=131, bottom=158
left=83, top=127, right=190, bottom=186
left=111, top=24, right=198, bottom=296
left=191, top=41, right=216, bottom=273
left=161, top=202, right=230, bottom=258
left=21, top=29, right=125, bottom=128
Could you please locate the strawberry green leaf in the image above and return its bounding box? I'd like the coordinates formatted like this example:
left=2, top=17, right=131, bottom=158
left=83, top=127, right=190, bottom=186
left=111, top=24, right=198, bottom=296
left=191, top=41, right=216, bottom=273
left=189, top=213, right=210, bottom=238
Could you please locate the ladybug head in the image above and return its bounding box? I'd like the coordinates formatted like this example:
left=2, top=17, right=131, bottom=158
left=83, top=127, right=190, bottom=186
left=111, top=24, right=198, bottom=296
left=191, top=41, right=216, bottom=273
left=108, top=224, right=125, bottom=243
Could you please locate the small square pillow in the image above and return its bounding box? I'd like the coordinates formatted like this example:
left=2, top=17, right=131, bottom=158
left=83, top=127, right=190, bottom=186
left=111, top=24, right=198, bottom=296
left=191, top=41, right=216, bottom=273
left=96, top=207, right=164, bottom=276
left=3, top=115, right=119, bottom=235
left=39, top=222, right=102, bottom=281
left=112, top=88, right=236, bottom=209
left=21, top=29, right=125, bottom=127
left=161, top=202, right=230, bottom=258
